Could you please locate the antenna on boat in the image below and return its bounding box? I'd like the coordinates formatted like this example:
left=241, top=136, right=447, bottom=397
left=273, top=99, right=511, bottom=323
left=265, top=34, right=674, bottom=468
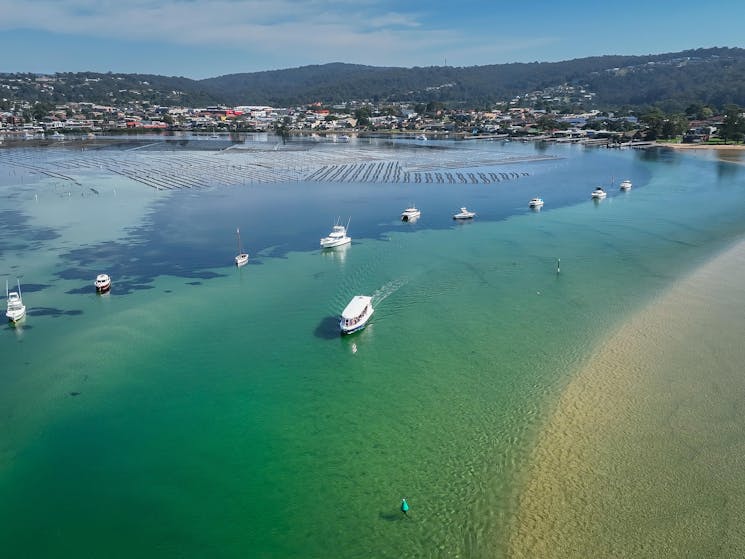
left=346, top=216, right=351, bottom=232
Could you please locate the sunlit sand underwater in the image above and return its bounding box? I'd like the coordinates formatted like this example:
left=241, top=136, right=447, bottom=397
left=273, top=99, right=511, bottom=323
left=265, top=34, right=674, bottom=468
left=510, top=239, right=745, bottom=558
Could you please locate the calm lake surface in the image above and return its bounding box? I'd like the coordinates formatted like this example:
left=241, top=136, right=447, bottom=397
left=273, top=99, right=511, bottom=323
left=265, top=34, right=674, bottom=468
left=1, top=137, right=744, bottom=557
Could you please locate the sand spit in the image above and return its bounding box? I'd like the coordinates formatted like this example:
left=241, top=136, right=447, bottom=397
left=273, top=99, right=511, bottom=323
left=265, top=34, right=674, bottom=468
left=509, top=238, right=745, bottom=558
left=661, top=143, right=745, bottom=150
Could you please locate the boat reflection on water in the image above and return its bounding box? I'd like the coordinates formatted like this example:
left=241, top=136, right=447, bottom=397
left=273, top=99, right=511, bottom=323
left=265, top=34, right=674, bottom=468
left=321, top=241, right=350, bottom=263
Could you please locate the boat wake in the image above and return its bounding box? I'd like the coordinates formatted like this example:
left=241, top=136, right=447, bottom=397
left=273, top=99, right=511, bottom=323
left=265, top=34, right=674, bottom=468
left=371, top=278, right=407, bottom=307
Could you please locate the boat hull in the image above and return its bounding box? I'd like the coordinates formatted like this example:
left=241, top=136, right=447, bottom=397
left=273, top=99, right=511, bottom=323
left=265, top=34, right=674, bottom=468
left=235, top=254, right=249, bottom=267
left=339, top=310, right=374, bottom=335
left=6, top=307, right=25, bottom=322
left=339, top=297, right=374, bottom=335
left=95, top=284, right=111, bottom=293
left=320, top=237, right=351, bottom=248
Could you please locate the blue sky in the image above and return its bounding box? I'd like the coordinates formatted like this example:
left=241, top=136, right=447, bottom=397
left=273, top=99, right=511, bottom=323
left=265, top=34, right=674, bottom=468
left=1, top=0, right=745, bottom=79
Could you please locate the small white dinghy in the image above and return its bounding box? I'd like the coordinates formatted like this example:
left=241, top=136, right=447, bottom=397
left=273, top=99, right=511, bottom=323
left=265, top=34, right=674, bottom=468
left=453, top=207, right=476, bottom=220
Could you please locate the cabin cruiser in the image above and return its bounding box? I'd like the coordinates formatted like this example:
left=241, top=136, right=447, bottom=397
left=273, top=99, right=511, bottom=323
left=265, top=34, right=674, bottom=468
left=6, top=279, right=26, bottom=322
left=340, top=295, right=374, bottom=335
left=320, top=220, right=351, bottom=248
left=453, top=207, right=476, bottom=220
left=528, top=198, right=544, bottom=208
left=94, top=274, right=112, bottom=293
left=401, top=205, right=421, bottom=222
left=619, top=179, right=632, bottom=191
left=591, top=187, right=607, bottom=199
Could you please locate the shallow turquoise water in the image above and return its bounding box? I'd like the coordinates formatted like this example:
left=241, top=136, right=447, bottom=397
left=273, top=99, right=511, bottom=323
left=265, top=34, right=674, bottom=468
left=1, top=141, right=744, bottom=557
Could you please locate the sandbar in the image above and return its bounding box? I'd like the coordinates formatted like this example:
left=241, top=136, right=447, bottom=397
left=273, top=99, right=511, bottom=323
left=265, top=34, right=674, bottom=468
left=659, top=142, right=745, bottom=150
left=509, top=237, right=745, bottom=558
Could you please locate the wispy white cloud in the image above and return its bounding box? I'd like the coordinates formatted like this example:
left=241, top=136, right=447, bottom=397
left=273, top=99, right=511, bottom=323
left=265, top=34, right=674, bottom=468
left=0, top=1, right=424, bottom=43
left=0, top=0, right=559, bottom=72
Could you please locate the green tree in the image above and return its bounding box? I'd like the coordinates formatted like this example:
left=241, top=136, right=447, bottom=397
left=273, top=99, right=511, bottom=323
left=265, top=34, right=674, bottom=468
left=273, top=116, right=291, bottom=144
left=354, top=106, right=371, bottom=126
left=660, top=113, right=687, bottom=139
left=536, top=115, right=560, bottom=130
left=640, top=108, right=665, bottom=140
left=718, top=105, right=745, bottom=143
left=31, top=101, right=54, bottom=121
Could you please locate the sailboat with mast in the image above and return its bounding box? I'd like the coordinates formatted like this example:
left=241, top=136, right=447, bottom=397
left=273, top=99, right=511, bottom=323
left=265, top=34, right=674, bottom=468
left=6, top=279, right=26, bottom=323
left=235, top=228, right=249, bottom=267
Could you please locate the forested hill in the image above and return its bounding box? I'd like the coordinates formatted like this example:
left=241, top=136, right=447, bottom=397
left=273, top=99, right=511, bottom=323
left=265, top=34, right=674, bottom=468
left=3, top=47, right=745, bottom=111
left=201, top=48, right=745, bottom=110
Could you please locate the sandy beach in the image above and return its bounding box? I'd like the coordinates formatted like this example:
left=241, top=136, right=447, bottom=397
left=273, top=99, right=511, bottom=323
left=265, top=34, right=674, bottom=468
left=659, top=142, right=745, bottom=150
left=509, top=237, right=745, bottom=558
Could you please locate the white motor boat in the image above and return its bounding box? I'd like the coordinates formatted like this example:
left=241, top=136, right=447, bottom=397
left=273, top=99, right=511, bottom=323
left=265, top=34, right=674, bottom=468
left=6, top=279, right=26, bottom=322
left=591, top=187, right=607, bottom=199
left=320, top=219, right=352, bottom=248
left=619, top=179, right=632, bottom=191
left=401, top=205, right=421, bottom=222
left=94, top=274, right=112, bottom=293
left=416, top=134, right=427, bottom=141
left=339, top=295, right=374, bottom=335
left=453, top=207, right=476, bottom=219
left=529, top=198, right=544, bottom=208
left=235, top=228, right=249, bottom=267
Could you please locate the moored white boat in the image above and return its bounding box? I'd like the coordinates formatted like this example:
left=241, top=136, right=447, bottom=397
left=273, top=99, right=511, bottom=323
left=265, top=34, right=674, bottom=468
left=401, top=205, right=421, bottom=222
left=453, top=207, right=476, bottom=219
left=619, top=179, right=632, bottom=191
left=94, top=273, right=111, bottom=293
left=6, top=279, right=26, bottom=322
left=591, top=186, right=607, bottom=199
left=529, top=197, right=544, bottom=208
left=320, top=219, right=351, bottom=248
left=235, top=228, right=249, bottom=267
left=339, top=295, right=374, bottom=335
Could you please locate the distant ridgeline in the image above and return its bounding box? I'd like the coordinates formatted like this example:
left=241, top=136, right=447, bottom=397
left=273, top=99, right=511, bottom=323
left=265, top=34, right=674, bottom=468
left=3, top=47, right=745, bottom=111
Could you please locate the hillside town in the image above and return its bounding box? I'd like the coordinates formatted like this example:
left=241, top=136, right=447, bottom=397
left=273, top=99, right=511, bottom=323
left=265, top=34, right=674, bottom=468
left=0, top=74, right=735, bottom=145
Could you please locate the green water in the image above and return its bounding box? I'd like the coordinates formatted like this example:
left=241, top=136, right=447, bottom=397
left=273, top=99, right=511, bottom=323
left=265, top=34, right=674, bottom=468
left=1, top=143, right=744, bottom=557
